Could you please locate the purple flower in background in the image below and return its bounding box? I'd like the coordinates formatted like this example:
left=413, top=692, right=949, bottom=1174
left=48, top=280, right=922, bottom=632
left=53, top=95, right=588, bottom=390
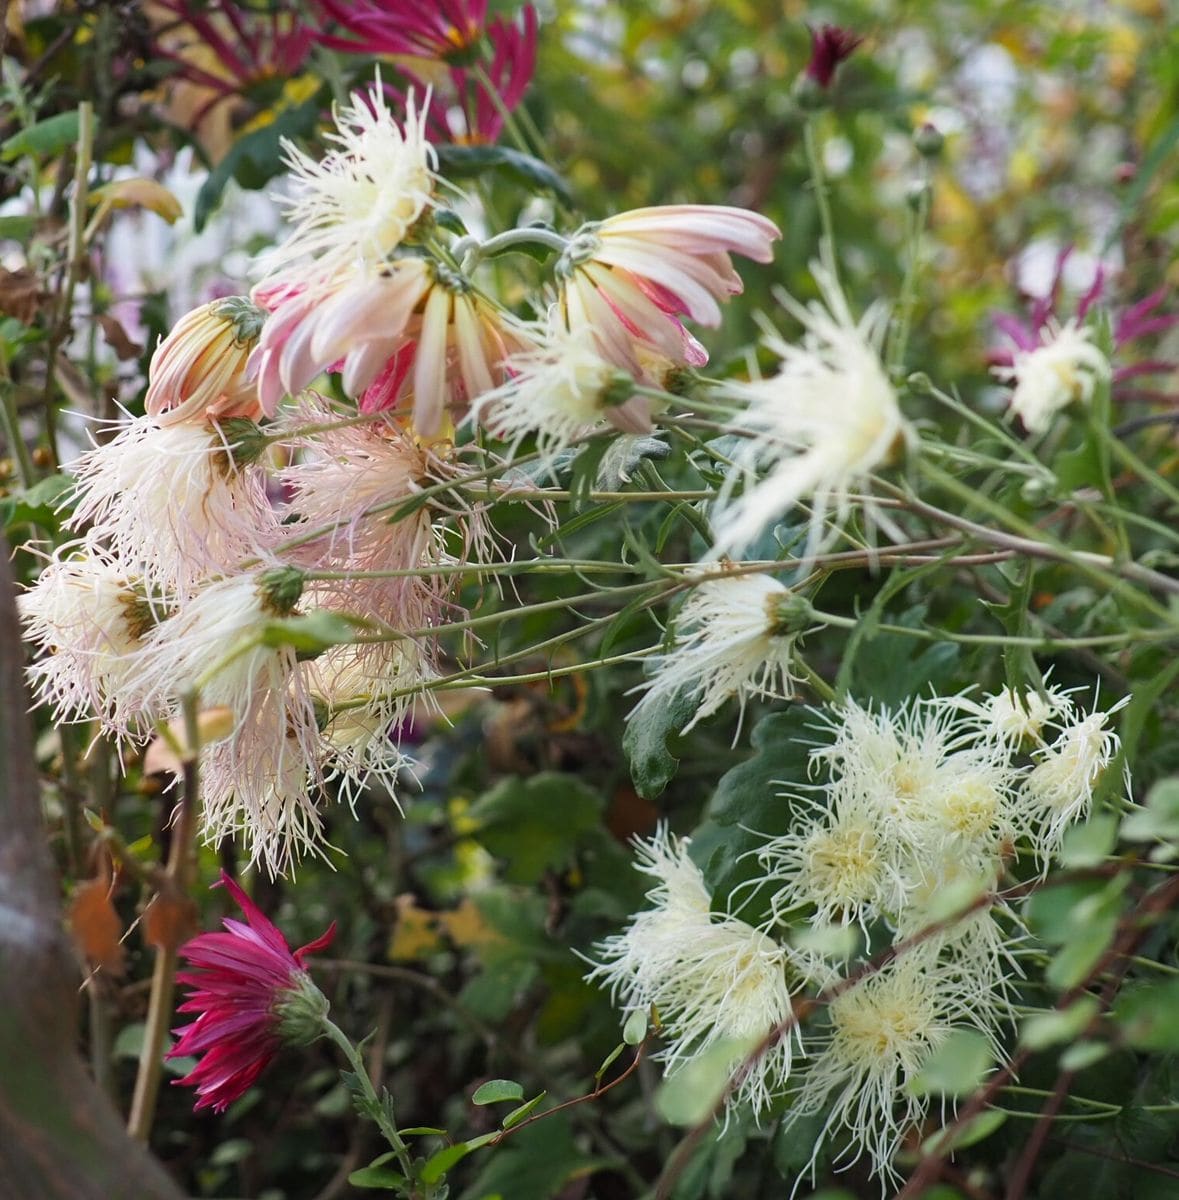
left=991, top=248, right=1177, bottom=403
left=805, top=24, right=863, bottom=89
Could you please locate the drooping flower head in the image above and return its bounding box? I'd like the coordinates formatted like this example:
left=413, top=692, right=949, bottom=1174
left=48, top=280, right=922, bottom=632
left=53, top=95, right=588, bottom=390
left=470, top=324, right=646, bottom=463
left=146, top=296, right=267, bottom=425
left=65, top=416, right=279, bottom=599
left=628, top=570, right=806, bottom=739
left=169, top=870, right=335, bottom=1112
left=804, top=24, right=863, bottom=88
left=556, top=205, right=780, bottom=375
left=589, top=828, right=798, bottom=1117
left=17, top=549, right=162, bottom=737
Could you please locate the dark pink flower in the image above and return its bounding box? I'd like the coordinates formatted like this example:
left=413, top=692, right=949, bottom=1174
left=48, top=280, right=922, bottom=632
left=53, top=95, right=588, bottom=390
left=379, top=6, right=539, bottom=145
left=315, top=0, right=490, bottom=62
left=151, top=0, right=318, bottom=128
left=805, top=24, right=863, bottom=88
left=168, top=871, right=335, bottom=1113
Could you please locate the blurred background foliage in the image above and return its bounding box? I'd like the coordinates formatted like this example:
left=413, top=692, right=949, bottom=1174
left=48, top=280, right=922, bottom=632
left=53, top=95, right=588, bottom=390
left=3, top=0, right=1179, bottom=1197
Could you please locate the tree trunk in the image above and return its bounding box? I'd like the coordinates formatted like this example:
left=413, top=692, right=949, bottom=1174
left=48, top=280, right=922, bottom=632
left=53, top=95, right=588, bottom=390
left=0, top=535, right=187, bottom=1200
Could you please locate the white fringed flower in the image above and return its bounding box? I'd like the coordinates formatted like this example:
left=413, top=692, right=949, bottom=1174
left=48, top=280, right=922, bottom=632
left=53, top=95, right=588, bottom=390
left=628, top=572, right=805, bottom=738
left=471, top=325, right=648, bottom=464
left=588, top=828, right=797, bottom=1116
left=1020, top=697, right=1128, bottom=857
left=758, top=799, right=902, bottom=930
left=953, top=684, right=1075, bottom=747
left=127, top=568, right=308, bottom=719
left=789, top=951, right=981, bottom=1187
left=710, top=263, right=910, bottom=560
left=18, top=550, right=161, bottom=736
left=198, top=689, right=328, bottom=877
left=65, top=416, right=278, bottom=597
left=260, top=86, right=436, bottom=286
left=994, top=320, right=1110, bottom=435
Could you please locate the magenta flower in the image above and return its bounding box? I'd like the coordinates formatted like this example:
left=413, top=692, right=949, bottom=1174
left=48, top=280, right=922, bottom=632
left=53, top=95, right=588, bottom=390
left=152, top=0, right=318, bottom=127
left=316, top=0, right=492, bottom=61
left=804, top=24, right=863, bottom=88
left=991, top=247, right=1177, bottom=402
left=168, top=871, right=335, bottom=1113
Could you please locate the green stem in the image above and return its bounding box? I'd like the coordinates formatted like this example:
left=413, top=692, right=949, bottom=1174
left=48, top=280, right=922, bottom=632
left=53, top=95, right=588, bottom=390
left=0, top=378, right=36, bottom=487
left=803, top=118, right=837, bottom=265
left=322, top=1018, right=415, bottom=1178
left=887, top=174, right=930, bottom=376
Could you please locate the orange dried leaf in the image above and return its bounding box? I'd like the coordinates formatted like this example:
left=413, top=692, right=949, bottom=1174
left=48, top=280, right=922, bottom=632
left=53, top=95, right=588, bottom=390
left=143, top=890, right=198, bottom=952
left=88, top=178, right=184, bottom=223
left=68, top=878, right=125, bottom=976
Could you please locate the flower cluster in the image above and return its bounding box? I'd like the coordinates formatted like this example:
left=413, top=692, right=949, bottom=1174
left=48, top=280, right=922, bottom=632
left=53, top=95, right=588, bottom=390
left=18, top=50, right=783, bottom=875
left=592, top=686, right=1128, bottom=1185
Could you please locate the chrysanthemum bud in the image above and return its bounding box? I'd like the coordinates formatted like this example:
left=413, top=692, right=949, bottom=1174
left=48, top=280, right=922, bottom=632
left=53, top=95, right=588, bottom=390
left=258, top=566, right=306, bottom=615
left=913, top=122, right=945, bottom=158
left=146, top=296, right=266, bottom=425
left=274, top=970, right=332, bottom=1046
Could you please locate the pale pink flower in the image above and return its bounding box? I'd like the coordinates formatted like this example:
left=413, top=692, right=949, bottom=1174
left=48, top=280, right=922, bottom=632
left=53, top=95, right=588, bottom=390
left=65, top=417, right=279, bottom=598
left=146, top=296, right=266, bottom=425
left=557, top=205, right=779, bottom=372
left=18, top=549, right=162, bottom=736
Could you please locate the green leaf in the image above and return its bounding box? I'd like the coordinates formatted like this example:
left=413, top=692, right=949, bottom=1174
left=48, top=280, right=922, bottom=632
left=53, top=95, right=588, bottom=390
left=347, top=1164, right=408, bottom=1190
left=655, top=1038, right=753, bottom=1126
left=700, top=707, right=815, bottom=920
left=395, top=1126, right=447, bottom=1137
left=468, top=773, right=603, bottom=883
left=501, top=1092, right=547, bottom=1129
left=434, top=143, right=573, bottom=205
left=472, top=1079, right=525, bottom=1106
left=1, top=110, right=80, bottom=161
left=1020, top=997, right=1101, bottom=1050
left=461, top=1114, right=605, bottom=1200
left=420, top=1132, right=498, bottom=1184
left=594, top=1042, right=625, bottom=1082
left=622, top=684, right=697, bottom=799
left=0, top=471, right=74, bottom=532
left=907, top=1029, right=994, bottom=1097
left=209, top=1138, right=253, bottom=1166
left=1114, top=979, right=1179, bottom=1050
left=0, top=215, right=37, bottom=239
left=194, top=94, right=323, bottom=230
left=1122, top=777, right=1179, bottom=843
left=921, top=1109, right=1006, bottom=1156
left=623, top=1008, right=648, bottom=1046
left=1059, top=1041, right=1110, bottom=1072
left=256, top=610, right=367, bottom=655
left=1059, top=813, right=1120, bottom=868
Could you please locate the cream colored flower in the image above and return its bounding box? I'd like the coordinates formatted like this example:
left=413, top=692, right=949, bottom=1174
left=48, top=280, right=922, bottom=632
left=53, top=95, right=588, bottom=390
left=709, top=263, right=911, bottom=560
left=994, top=319, right=1110, bottom=435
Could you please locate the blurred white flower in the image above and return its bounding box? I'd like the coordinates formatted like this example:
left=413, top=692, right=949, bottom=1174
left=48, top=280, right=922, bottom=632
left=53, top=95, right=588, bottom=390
left=994, top=319, right=1109, bottom=435
left=710, top=263, right=911, bottom=560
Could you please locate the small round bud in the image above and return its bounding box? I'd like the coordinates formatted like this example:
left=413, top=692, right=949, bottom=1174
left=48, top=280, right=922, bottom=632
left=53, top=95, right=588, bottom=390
left=258, top=565, right=306, bottom=615
left=1020, top=477, right=1050, bottom=505
left=913, top=123, right=944, bottom=158
left=905, top=179, right=932, bottom=211
left=32, top=446, right=53, bottom=468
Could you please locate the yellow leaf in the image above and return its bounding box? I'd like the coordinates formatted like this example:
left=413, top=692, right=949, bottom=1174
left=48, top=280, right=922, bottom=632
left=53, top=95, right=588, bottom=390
left=88, top=178, right=184, bottom=223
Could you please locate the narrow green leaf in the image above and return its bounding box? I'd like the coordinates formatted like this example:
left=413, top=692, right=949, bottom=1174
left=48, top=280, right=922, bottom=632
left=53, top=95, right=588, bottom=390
left=1, top=111, right=81, bottom=161
left=623, top=1008, right=648, bottom=1046
left=501, top=1091, right=547, bottom=1130
left=420, top=1132, right=498, bottom=1184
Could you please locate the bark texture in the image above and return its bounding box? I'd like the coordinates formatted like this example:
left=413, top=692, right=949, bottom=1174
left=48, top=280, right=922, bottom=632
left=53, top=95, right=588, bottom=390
left=0, top=535, right=187, bottom=1200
